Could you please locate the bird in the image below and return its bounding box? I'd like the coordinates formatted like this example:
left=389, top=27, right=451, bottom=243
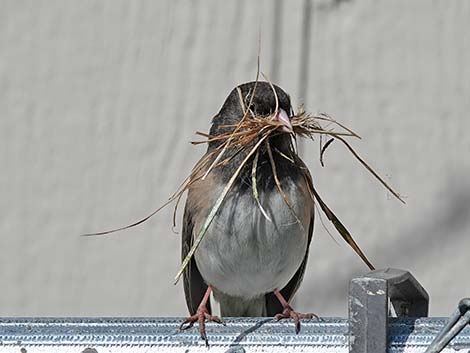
left=180, top=81, right=316, bottom=344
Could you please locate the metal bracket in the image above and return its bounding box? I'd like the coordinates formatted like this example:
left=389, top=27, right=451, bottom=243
left=349, top=268, right=429, bottom=353
left=425, top=298, right=470, bottom=353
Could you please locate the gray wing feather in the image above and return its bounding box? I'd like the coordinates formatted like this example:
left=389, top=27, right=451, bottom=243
left=182, top=204, right=211, bottom=315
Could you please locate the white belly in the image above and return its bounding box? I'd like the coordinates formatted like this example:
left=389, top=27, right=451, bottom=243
left=194, top=183, right=311, bottom=299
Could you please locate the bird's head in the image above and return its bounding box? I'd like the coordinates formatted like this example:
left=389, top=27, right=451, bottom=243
left=211, top=81, right=294, bottom=137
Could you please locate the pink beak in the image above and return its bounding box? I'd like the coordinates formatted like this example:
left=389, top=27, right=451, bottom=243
left=275, top=109, right=293, bottom=133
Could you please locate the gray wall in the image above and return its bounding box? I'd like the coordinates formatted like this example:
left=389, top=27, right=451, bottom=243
left=1, top=0, right=469, bottom=317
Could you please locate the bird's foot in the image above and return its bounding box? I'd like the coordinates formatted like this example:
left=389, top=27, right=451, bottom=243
left=274, top=305, right=318, bottom=334
left=179, top=304, right=225, bottom=346
left=273, top=290, right=319, bottom=334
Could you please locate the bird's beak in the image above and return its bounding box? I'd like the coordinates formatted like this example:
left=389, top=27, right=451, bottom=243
left=275, top=109, right=293, bottom=133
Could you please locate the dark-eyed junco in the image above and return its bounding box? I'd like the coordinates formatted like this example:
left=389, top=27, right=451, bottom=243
left=180, top=82, right=315, bottom=344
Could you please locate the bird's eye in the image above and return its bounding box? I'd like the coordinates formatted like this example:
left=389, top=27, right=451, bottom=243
left=248, top=103, right=256, bottom=114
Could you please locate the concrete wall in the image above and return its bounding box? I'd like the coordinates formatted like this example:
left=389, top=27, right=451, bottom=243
left=1, top=0, right=469, bottom=317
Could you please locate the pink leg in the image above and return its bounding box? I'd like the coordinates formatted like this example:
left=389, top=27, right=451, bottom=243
left=179, top=285, right=225, bottom=346
left=273, top=289, right=319, bottom=334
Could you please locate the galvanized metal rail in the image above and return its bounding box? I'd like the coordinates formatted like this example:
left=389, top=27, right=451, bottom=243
left=0, top=269, right=468, bottom=352
left=2, top=317, right=470, bottom=352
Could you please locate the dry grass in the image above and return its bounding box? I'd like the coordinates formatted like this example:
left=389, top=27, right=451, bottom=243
left=83, top=77, right=404, bottom=285
left=173, top=89, right=403, bottom=281
left=172, top=99, right=404, bottom=280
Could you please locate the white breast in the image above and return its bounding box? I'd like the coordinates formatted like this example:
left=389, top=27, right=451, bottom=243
left=194, top=182, right=311, bottom=299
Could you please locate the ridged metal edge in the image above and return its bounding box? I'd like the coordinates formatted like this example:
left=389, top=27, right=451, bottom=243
left=0, top=317, right=469, bottom=352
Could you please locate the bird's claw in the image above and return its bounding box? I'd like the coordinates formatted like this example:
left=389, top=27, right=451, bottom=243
left=274, top=305, right=319, bottom=334
left=179, top=307, right=225, bottom=346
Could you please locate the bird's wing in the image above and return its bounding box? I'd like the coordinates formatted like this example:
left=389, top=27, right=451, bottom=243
left=181, top=153, right=217, bottom=316
left=265, top=157, right=315, bottom=316
left=182, top=200, right=211, bottom=315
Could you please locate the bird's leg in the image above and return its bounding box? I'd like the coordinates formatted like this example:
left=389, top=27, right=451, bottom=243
left=273, top=289, right=318, bottom=334
left=179, top=285, right=225, bottom=346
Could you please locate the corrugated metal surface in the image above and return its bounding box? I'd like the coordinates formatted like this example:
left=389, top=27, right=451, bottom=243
left=1, top=317, right=469, bottom=352
left=0, top=0, right=469, bottom=318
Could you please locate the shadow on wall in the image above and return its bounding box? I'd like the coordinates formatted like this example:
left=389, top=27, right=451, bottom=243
left=379, top=172, right=470, bottom=262
left=306, top=171, right=470, bottom=307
